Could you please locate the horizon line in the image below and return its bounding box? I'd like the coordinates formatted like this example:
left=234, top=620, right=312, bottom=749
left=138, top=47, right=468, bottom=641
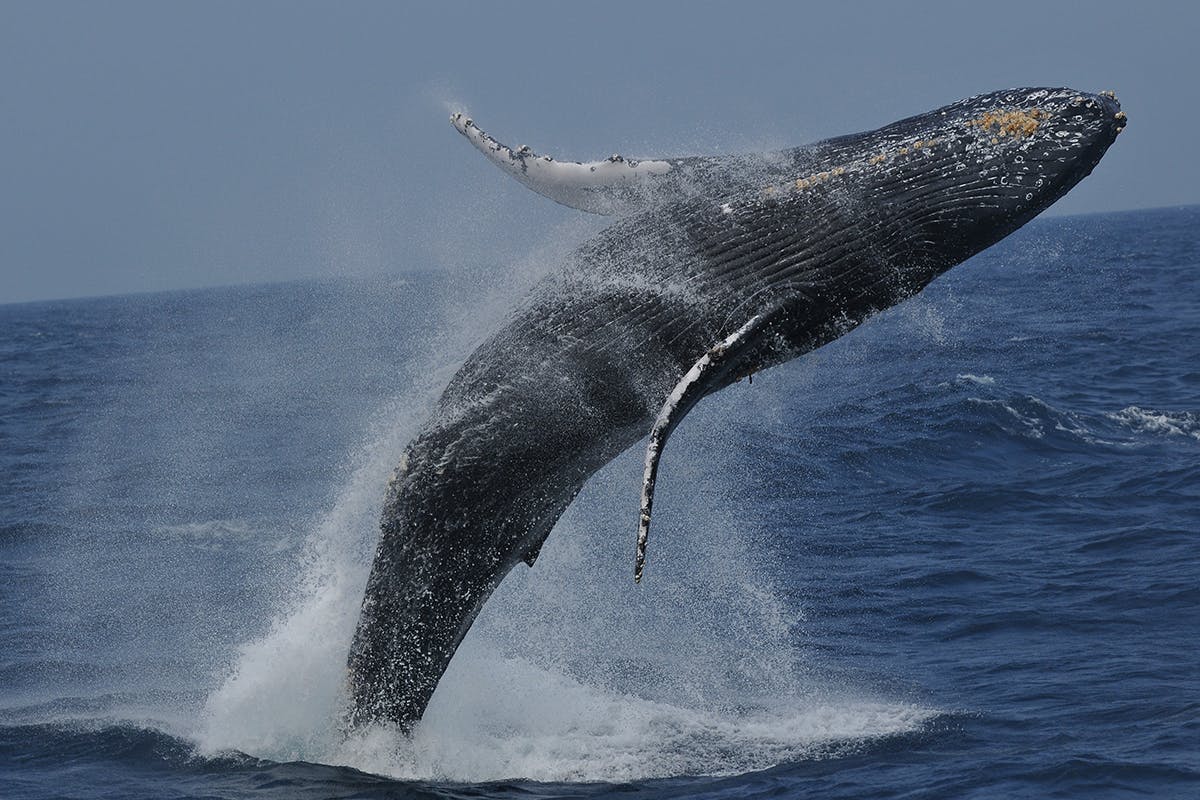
left=4, top=201, right=1197, bottom=310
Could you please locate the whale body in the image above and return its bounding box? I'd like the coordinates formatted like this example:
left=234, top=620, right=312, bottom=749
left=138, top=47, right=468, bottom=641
left=346, top=88, right=1125, bottom=730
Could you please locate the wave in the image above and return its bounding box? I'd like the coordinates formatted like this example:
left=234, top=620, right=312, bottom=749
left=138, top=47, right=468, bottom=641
left=934, top=373, right=1200, bottom=450
left=1106, top=406, right=1200, bottom=441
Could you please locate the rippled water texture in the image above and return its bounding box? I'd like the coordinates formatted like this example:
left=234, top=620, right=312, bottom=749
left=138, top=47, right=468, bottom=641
left=2, top=206, right=1197, bottom=798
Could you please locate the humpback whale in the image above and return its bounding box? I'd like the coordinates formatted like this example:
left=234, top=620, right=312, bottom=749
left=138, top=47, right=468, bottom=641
left=346, top=88, right=1125, bottom=730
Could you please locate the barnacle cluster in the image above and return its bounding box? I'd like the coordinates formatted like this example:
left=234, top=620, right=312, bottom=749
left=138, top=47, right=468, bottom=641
left=968, top=108, right=1048, bottom=139
left=793, top=165, right=846, bottom=191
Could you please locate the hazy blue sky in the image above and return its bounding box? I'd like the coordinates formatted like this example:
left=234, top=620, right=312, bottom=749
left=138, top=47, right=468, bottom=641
left=2, top=1, right=1196, bottom=303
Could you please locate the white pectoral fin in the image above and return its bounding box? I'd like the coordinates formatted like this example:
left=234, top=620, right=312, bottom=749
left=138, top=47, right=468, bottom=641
left=635, top=313, right=774, bottom=583
left=450, top=112, right=674, bottom=216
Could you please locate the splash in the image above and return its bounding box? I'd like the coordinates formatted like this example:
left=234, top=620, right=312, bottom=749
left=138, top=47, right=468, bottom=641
left=335, top=652, right=934, bottom=782
left=194, top=398, right=414, bottom=761
left=196, top=381, right=936, bottom=781
left=193, top=112, right=937, bottom=779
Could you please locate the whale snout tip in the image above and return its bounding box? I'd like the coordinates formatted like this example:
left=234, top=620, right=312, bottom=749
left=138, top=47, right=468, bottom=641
left=1058, top=89, right=1126, bottom=138
left=1090, top=90, right=1127, bottom=133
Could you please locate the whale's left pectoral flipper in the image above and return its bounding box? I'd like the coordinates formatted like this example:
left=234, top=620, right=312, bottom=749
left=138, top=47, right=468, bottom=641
left=636, top=312, right=776, bottom=582
left=450, top=112, right=679, bottom=216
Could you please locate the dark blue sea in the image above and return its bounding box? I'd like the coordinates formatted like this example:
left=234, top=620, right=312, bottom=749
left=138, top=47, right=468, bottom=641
left=2, top=206, right=1198, bottom=799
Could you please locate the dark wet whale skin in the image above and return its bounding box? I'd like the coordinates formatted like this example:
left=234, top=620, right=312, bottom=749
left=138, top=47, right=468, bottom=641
left=347, top=88, right=1124, bottom=730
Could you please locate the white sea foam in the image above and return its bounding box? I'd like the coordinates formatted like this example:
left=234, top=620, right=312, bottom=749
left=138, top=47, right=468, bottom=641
left=334, top=652, right=934, bottom=782
left=955, top=373, right=996, bottom=386
left=969, top=397, right=1046, bottom=439
left=1107, top=406, right=1200, bottom=441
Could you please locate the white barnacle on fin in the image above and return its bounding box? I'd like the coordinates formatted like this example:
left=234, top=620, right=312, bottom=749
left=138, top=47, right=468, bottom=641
left=449, top=111, right=673, bottom=216
left=635, top=312, right=774, bottom=582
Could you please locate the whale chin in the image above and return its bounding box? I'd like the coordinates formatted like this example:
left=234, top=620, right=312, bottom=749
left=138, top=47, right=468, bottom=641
left=346, top=87, right=1124, bottom=732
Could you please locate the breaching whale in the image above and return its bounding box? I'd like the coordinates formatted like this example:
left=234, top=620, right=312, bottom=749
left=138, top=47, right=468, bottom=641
left=346, top=88, right=1125, bottom=730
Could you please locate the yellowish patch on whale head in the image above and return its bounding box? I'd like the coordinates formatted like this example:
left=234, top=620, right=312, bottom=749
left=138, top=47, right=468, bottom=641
left=968, top=108, right=1048, bottom=139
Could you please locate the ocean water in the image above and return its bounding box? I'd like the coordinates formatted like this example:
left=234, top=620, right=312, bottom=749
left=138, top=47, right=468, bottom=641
left=1, top=205, right=1197, bottom=799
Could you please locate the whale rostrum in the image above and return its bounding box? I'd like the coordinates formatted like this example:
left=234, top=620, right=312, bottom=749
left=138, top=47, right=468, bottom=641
left=349, top=89, right=1125, bottom=732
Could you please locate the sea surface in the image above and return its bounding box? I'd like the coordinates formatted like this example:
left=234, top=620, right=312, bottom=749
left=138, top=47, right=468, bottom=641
left=1, top=206, right=1198, bottom=799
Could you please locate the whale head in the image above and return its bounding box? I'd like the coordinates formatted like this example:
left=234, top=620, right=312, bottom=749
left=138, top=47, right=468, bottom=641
left=851, top=87, right=1125, bottom=274
left=729, top=87, right=1126, bottom=312
left=935, top=87, right=1122, bottom=236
